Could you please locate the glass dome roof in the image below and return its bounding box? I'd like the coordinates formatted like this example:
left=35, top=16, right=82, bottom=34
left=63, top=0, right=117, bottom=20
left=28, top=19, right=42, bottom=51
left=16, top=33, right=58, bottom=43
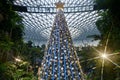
left=14, top=0, right=100, bottom=46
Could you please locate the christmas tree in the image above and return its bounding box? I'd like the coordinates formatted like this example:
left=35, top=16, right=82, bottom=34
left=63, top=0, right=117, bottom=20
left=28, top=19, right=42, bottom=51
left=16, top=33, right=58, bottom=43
left=40, top=1, right=85, bottom=80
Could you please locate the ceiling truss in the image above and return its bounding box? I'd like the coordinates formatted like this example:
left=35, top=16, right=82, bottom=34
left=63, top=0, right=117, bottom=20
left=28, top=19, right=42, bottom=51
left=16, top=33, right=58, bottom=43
left=12, top=0, right=101, bottom=46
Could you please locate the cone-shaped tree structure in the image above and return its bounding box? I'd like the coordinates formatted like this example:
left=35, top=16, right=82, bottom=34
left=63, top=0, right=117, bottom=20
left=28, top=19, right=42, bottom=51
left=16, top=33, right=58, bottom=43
left=40, top=1, right=85, bottom=80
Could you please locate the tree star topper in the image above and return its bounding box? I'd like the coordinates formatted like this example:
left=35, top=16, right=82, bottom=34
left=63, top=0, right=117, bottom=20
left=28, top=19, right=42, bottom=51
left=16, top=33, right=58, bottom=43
left=55, top=1, right=64, bottom=9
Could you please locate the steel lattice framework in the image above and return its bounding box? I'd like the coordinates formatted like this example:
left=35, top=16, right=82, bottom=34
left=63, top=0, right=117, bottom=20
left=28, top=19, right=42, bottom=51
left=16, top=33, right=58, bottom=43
left=13, top=0, right=100, bottom=46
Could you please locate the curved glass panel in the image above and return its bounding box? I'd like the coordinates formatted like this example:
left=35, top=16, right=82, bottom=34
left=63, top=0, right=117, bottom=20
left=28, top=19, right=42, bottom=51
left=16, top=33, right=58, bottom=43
left=14, top=0, right=100, bottom=46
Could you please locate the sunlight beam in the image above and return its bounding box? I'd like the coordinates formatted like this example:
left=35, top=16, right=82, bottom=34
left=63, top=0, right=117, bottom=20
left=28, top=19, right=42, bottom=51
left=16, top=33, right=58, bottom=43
left=101, top=59, right=104, bottom=80
left=108, top=52, right=120, bottom=56
left=80, top=56, right=100, bottom=63
left=106, top=58, right=120, bottom=68
left=92, top=47, right=102, bottom=54
left=101, top=54, right=107, bottom=59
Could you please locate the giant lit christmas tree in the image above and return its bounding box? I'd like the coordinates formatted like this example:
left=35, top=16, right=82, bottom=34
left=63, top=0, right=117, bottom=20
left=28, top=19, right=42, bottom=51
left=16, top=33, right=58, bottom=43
left=40, top=1, right=85, bottom=80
